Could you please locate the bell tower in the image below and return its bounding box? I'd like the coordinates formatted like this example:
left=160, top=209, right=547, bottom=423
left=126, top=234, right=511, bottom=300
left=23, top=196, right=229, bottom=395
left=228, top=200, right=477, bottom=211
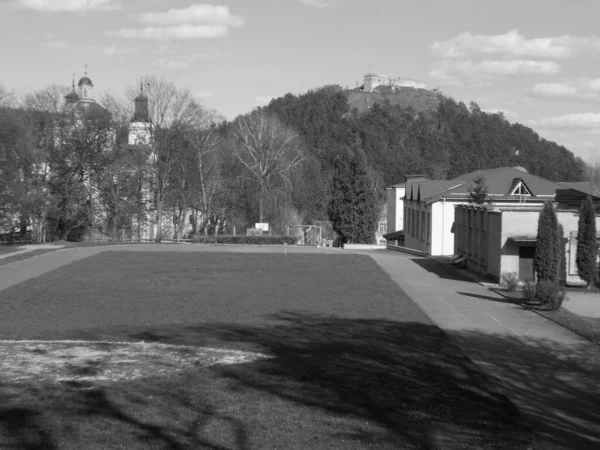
left=129, top=81, right=152, bottom=146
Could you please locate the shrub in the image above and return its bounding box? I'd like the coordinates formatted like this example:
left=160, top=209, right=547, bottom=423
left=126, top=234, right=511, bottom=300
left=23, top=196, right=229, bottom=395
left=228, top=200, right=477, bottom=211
left=576, top=196, right=598, bottom=288
left=501, top=272, right=519, bottom=292
left=535, top=201, right=560, bottom=283
left=534, top=280, right=568, bottom=310
left=522, top=281, right=537, bottom=304
left=190, top=235, right=298, bottom=245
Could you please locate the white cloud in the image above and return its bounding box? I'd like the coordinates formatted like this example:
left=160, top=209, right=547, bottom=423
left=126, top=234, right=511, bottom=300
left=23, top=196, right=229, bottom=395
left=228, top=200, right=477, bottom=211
left=529, top=81, right=600, bottom=101
left=483, top=108, right=518, bottom=120
left=300, top=0, right=335, bottom=8
left=141, top=4, right=243, bottom=27
left=256, top=96, right=274, bottom=104
left=103, top=45, right=138, bottom=55
left=20, top=0, right=121, bottom=12
left=431, top=58, right=559, bottom=85
left=152, top=58, right=190, bottom=69
left=431, top=29, right=600, bottom=59
left=108, top=25, right=228, bottom=40
left=535, top=113, right=600, bottom=129
left=455, top=59, right=560, bottom=75
left=43, top=34, right=68, bottom=48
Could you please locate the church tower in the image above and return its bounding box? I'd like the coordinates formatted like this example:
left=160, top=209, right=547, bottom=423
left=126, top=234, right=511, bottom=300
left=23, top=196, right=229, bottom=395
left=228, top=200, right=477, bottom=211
left=128, top=82, right=152, bottom=146
left=78, top=64, right=94, bottom=100
left=65, top=74, right=80, bottom=105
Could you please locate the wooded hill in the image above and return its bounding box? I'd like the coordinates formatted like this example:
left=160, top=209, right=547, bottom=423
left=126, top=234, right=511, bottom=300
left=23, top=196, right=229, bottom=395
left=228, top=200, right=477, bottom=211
left=266, top=85, right=587, bottom=192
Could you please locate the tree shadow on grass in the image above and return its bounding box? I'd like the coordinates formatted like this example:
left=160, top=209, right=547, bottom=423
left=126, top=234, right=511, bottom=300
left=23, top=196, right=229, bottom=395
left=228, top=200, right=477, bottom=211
left=3, top=313, right=600, bottom=449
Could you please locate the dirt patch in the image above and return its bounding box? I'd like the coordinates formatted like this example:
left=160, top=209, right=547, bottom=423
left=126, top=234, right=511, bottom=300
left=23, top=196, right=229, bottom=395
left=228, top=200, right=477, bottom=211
left=0, top=340, right=269, bottom=385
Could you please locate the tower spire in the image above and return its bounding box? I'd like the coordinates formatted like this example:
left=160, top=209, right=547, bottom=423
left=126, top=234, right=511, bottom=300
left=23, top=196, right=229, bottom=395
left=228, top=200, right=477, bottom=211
left=85, top=63, right=88, bottom=75
left=72, top=73, right=75, bottom=90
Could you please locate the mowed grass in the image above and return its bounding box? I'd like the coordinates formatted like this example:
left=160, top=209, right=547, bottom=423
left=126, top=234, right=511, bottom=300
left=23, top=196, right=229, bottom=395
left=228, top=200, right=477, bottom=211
left=0, top=251, right=532, bottom=449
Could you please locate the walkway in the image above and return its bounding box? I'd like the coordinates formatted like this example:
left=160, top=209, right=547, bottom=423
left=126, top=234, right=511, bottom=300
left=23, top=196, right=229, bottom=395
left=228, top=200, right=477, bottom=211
left=369, top=250, right=600, bottom=450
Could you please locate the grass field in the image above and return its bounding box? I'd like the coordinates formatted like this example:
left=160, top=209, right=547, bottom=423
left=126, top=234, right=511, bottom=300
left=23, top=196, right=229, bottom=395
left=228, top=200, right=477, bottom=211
left=0, top=251, right=531, bottom=449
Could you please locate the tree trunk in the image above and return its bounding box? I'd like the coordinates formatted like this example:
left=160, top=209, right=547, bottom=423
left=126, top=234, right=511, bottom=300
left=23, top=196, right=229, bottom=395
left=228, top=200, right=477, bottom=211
left=155, top=191, right=163, bottom=243
left=259, top=181, right=265, bottom=223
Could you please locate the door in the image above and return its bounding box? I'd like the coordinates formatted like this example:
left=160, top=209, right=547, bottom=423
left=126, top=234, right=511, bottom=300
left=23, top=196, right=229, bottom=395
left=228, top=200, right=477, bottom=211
left=518, top=246, right=536, bottom=282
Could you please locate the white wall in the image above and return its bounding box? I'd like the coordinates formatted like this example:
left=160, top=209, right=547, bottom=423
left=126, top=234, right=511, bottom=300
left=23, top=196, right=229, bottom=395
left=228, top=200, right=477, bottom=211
left=386, top=186, right=405, bottom=233
left=431, top=201, right=458, bottom=256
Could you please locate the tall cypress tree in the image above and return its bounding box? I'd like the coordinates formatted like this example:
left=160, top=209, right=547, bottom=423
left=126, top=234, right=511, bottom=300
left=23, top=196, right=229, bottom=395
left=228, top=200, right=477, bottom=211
left=328, top=147, right=379, bottom=244
left=535, top=201, right=560, bottom=283
left=576, top=196, right=598, bottom=287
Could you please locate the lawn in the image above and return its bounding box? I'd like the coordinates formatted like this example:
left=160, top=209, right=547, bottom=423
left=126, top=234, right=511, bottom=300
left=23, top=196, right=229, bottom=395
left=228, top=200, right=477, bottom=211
left=0, top=251, right=531, bottom=449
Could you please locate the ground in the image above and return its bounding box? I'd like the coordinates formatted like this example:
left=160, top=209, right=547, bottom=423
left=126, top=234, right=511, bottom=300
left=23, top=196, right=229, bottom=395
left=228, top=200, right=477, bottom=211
left=0, top=249, right=531, bottom=449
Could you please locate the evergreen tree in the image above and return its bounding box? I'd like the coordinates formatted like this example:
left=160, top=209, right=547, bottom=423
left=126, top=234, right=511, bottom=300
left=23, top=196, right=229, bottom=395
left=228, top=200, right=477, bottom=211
left=535, top=201, right=560, bottom=283
left=467, top=175, right=490, bottom=204
left=328, top=148, right=379, bottom=244
left=576, top=196, right=598, bottom=287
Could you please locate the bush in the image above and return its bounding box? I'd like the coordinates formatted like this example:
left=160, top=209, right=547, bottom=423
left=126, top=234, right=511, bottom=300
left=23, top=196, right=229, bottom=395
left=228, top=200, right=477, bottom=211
left=522, top=281, right=537, bottom=304
left=190, top=235, right=298, bottom=245
left=501, top=272, right=519, bottom=292
left=534, top=280, right=568, bottom=310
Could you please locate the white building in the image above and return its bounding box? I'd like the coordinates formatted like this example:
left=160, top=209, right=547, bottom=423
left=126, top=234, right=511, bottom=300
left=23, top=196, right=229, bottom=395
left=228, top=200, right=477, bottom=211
left=391, top=166, right=594, bottom=256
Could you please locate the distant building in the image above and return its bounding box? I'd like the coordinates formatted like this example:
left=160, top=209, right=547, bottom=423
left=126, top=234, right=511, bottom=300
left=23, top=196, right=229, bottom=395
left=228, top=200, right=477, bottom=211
left=390, top=166, right=595, bottom=257
left=454, top=187, right=600, bottom=285
left=363, top=73, right=428, bottom=92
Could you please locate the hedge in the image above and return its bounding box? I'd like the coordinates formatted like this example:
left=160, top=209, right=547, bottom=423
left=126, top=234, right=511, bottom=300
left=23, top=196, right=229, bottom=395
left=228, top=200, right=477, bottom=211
left=191, top=235, right=298, bottom=245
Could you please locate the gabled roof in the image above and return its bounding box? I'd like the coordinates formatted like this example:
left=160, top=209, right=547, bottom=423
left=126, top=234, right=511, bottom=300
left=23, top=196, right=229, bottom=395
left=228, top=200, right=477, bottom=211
left=405, top=166, right=572, bottom=204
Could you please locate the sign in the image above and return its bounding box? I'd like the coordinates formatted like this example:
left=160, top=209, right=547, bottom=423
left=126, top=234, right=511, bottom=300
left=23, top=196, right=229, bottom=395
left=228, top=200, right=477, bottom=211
left=255, top=223, right=269, bottom=231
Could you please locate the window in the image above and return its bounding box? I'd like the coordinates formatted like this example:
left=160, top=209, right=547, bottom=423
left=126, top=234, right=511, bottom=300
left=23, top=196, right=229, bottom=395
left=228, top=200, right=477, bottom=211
left=427, top=213, right=431, bottom=244
left=510, top=181, right=532, bottom=196
left=421, top=212, right=426, bottom=241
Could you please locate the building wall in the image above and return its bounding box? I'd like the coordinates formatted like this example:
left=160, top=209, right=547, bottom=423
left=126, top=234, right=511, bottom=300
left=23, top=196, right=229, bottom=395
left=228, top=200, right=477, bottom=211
left=386, top=186, right=405, bottom=233
left=431, top=201, right=457, bottom=255
left=499, top=210, right=540, bottom=278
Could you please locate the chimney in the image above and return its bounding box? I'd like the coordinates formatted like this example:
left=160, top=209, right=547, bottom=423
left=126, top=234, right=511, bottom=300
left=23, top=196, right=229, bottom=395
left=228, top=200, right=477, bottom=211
left=405, top=174, right=427, bottom=183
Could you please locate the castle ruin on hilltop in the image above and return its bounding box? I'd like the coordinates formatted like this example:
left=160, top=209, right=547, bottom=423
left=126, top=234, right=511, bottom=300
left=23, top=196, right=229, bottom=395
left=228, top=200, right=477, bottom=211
left=363, top=72, right=428, bottom=92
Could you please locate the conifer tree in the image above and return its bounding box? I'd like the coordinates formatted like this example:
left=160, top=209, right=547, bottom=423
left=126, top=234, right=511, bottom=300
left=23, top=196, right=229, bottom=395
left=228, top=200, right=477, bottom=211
left=576, top=196, right=598, bottom=287
left=535, top=201, right=560, bottom=283
left=328, top=147, right=379, bottom=244
left=467, top=175, right=490, bottom=204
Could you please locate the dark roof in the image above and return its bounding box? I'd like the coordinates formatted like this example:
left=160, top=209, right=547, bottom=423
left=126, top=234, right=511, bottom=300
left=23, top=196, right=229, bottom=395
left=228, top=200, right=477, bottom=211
left=65, top=90, right=79, bottom=100
left=64, top=99, right=110, bottom=120
left=559, top=182, right=595, bottom=196
left=407, top=167, right=572, bottom=203
left=78, top=76, right=93, bottom=87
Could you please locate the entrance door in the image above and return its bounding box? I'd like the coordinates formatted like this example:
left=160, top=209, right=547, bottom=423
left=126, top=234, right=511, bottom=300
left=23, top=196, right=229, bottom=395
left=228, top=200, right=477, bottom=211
left=518, top=246, right=536, bottom=282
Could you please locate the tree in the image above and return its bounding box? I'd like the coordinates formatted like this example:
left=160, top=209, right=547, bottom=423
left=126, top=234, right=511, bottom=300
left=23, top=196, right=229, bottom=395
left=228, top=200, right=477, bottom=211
left=535, top=201, right=560, bottom=283
left=467, top=175, right=490, bottom=204
left=576, top=196, right=598, bottom=288
left=328, top=148, right=379, bottom=244
left=232, top=109, right=303, bottom=223
left=134, top=76, right=205, bottom=242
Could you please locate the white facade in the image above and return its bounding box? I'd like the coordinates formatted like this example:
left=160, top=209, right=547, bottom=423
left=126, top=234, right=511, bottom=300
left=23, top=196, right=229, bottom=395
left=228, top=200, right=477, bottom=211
left=364, top=73, right=428, bottom=92
left=386, top=184, right=405, bottom=233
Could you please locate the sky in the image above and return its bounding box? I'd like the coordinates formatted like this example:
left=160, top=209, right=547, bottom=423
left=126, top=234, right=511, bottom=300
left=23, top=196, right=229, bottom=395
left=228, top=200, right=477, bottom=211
left=1, top=0, right=600, bottom=163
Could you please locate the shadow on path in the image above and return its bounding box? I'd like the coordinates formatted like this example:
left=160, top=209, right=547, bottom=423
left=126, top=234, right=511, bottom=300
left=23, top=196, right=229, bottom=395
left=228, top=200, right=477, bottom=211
left=410, top=258, right=474, bottom=282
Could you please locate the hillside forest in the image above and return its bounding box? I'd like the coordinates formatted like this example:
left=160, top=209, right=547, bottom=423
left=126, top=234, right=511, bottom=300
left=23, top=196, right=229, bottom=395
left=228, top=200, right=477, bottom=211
left=0, top=80, right=596, bottom=242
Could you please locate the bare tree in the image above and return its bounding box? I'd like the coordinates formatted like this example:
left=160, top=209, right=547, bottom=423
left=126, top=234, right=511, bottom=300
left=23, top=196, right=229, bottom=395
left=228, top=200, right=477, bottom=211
left=232, top=109, right=303, bottom=223
left=128, top=76, right=205, bottom=242
left=22, top=84, right=70, bottom=113
left=0, top=81, right=15, bottom=107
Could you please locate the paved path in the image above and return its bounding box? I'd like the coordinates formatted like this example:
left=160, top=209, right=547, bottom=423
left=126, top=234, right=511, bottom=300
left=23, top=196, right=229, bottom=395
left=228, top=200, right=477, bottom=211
left=368, top=250, right=600, bottom=450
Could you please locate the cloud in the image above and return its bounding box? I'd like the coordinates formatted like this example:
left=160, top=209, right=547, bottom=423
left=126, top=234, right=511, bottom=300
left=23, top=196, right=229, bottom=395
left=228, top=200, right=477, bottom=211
left=431, top=29, right=600, bottom=59
left=108, top=25, right=228, bottom=40
left=483, top=108, right=518, bottom=120
left=195, top=91, right=212, bottom=99
left=103, top=45, right=138, bottom=55
left=20, top=0, right=121, bottom=12
left=152, top=58, right=190, bottom=69
left=430, top=59, right=559, bottom=85
left=141, top=4, right=243, bottom=27
left=300, top=0, right=335, bottom=8
left=108, top=4, right=243, bottom=41
left=43, top=34, right=68, bottom=48
left=534, top=113, right=600, bottom=129
left=256, top=96, right=274, bottom=104
left=529, top=81, right=600, bottom=101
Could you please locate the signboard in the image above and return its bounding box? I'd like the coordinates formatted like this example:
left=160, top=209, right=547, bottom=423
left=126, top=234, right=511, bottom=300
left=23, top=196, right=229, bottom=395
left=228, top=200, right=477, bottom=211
left=255, top=223, right=269, bottom=231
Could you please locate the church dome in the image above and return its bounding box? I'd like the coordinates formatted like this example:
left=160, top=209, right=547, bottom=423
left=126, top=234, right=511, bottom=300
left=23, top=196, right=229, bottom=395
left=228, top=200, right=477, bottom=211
left=78, top=76, right=93, bottom=87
